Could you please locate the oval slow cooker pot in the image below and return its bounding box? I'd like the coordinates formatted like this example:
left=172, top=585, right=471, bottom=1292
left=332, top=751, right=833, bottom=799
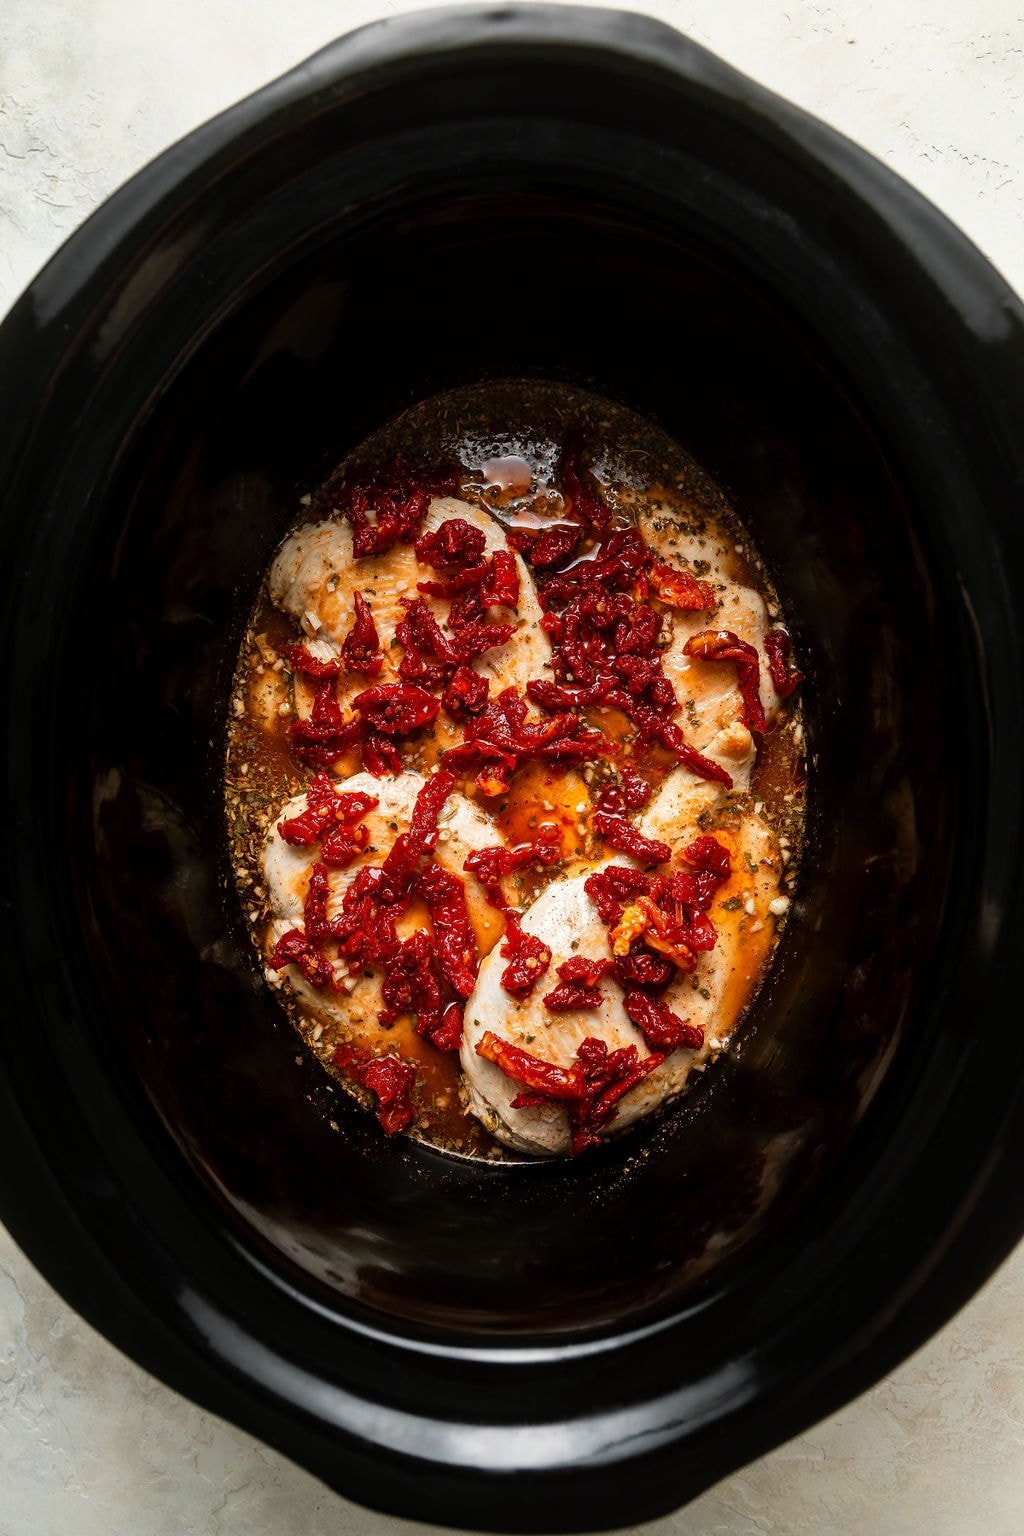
left=1, top=6, right=1023, bottom=1530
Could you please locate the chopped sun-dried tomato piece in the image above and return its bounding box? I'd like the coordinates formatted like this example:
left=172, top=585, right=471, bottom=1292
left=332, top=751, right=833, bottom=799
left=352, top=681, right=440, bottom=736
left=543, top=956, right=615, bottom=1012
left=442, top=686, right=608, bottom=790
left=379, top=930, right=443, bottom=1041
left=446, top=616, right=517, bottom=666
left=335, top=1046, right=418, bottom=1134
left=267, top=927, right=334, bottom=989
left=764, top=627, right=805, bottom=699
left=376, top=769, right=456, bottom=902
left=476, top=1031, right=663, bottom=1154
left=508, top=523, right=581, bottom=568
left=583, top=864, right=651, bottom=924
left=556, top=434, right=612, bottom=531
left=463, top=828, right=562, bottom=907
left=340, top=592, right=384, bottom=676
left=591, top=812, right=671, bottom=867
left=480, top=549, right=520, bottom=609
left=648, top=559, right=717, bottom=612
left=417, top=861, right=479, bottom=999
left=432, top=1002, right=465, bottom=1053
left=683, top=629, right=766, bottom=734
left=276, top=773, right=379, bottom=846
left=441, top=665, right=489, bottom=721
left=567, top=1038, right=663, bottom=1153
left=683, top=834, right=732, bottom=885
left=340, top=464, right=460, bottom=560
left=362, top=732, right=402, bottom=777
left=283, top=644, right=341, bottom=678
left=499, top=915, right=552, bottom=997
left=416, top=562, right=490, bottom=598
left=595, top=766, right=651, bottom=816
left=623, top=991, right=704, bottom=1052
left=475, top=1031, right=583, bottom=1099
left=318, top=820, right=371, bottom=867
left=288, top=677, right=364, bottom=767
left=414, top=517, right=486, bottom=568
left=612, top=945, right=674, bottom=990
left=302, top=860, right=333, bottom=943
left=627, top=705, right=735, bottom=787
left=331, top=865, right=405, bottom=966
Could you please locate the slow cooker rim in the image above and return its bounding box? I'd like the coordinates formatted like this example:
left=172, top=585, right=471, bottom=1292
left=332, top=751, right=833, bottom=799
left=1, top=6, right=1023, bottom=1531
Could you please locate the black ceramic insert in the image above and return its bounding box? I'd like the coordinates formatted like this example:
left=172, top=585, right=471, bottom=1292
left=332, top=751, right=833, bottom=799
left=0, top=7, right=1022, bottom=1531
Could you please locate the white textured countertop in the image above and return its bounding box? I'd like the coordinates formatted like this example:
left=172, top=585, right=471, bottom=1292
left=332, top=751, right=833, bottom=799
left=1, top=3, right=1022, bottom=1533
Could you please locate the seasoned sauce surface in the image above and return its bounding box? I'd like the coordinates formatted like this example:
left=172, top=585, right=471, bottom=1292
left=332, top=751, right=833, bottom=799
left=226, top=382, right=806, bottom=1160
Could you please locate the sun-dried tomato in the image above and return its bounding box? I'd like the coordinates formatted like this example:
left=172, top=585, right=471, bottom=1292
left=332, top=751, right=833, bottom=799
left=683, top=629, right=766, bottom=734
left=463, top=828, right=562, bottom=907
left=331, top=866, right=404, bottom=966
left=346, top=486, right=431, bottom=559
left=432, top=1001, right=465, bottom=1053
left=619, top=896, right=700, bottom=972
left=267, top=927, right=334, bottom=989
left=318, top=819, right=372, bottom=867
left=476, top=1030, right=663, bottom=1154
left=341, top=464, right=460, bottom=560
left=339, top=592, right=384, bottom=676
left=764, top=627, right=805, bottom=699
left=416, top=563, right=490, bottom=598
left=526, top=677, right=614, bottom=712
left=612, top=945, right=674, bottom=990
left=288, top=677, right=363, bottom=767
left=443, top=686, right=608, bottom=791
left=538, top=528, right=650, bottom=610
left=623, top=991, right=704, bottom=1052
left=417, top=861, right=479, bottom=998
left=475, top=1031, right=583, bottom=1099
left=446, top=615, right=517, bottom=666
left=628, top=705, right=734, bottom=788
left=591, top=812, right=670, bottom=867
left=379, top=929, right=443, bottom=1040
left=362, top=732, right=402, bottom=777
left=276, top=774, right=378, bottom=846
left=302, top=861, right=333, bottom=943
left=480, top=549, right=520, bottom=610
left=377, top=769, right=456, bottom=901
left=683, top=834, right=732, bottom=888
left=335, top=1045, right=418, bottom=1134
left=567, top=1037, right=663, bottom=1153
left=441, top=665, right=489, bottom=721
left=394, top=597, right=457, bottom=689
left=499, top=915, right=552, bottom=997
left=508, top=524, right=581, bottom=568
left=531, top=540, right=741, bottom=787
left=414, top=517, right=487, bottom=568
left=277, top=776, right=378, bottom=867
left=583, top=864, right=651, bottom=924
left=648, top=559, right=717, bottom=611
left=543, top=956, right=615, bottom=1012
left=595, top=766, right=651, bottom=816
left=556, top=434, right=611, bottom=532
left=284, top=644, right=341, bottom=679
left=352, top=681, right=439, bottom=737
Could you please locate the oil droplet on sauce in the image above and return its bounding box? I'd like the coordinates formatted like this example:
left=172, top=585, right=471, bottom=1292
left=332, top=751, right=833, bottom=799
left=481, top=454, right=533, bottom=495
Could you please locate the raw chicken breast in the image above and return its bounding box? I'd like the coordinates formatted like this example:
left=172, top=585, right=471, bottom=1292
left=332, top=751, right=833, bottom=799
left=262, top=770, right=504, bottom=1050
left=267, top=497, right=550, bottom=713
left=460, top=728, right=783, bottom=1155
left=643, top=518, right=781, bottom=747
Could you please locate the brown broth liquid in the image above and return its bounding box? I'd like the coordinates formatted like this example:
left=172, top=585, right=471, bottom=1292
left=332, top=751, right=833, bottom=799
left=225, top=381, right=806, bottom=1160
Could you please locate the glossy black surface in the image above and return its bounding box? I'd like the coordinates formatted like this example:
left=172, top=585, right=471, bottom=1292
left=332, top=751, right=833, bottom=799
left=0, top=6, right=1022, bottom=1530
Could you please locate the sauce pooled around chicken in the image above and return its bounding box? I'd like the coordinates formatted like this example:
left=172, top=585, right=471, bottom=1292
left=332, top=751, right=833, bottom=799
left=225, top=382, right=806, bottom=1159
